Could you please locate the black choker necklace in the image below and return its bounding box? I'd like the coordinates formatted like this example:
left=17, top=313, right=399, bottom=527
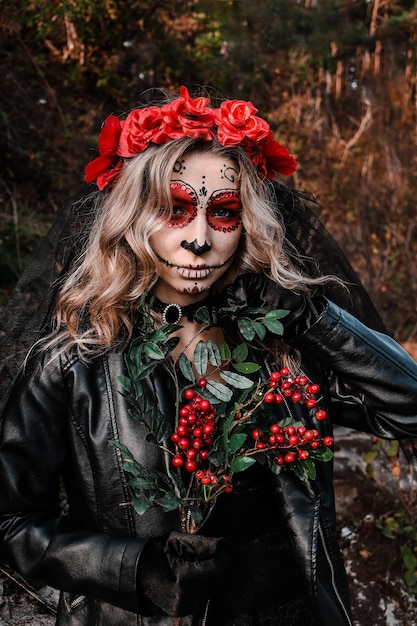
left=151, top=296, right=214, bottom=324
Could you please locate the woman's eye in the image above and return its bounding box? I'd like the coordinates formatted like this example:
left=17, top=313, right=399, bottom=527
left=211, top=207, right=238, bottom=219
left=172, top=204, right=187, bottom=216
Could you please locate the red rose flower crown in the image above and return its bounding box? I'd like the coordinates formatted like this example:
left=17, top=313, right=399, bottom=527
left=85, top=86, right=297, bottom=190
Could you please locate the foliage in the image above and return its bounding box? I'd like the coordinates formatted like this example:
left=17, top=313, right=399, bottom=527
left=112, top=296, right=333, bottom=531
left=366, top=437, right=417, bottom=595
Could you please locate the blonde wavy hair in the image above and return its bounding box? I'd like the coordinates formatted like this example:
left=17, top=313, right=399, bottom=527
left=49, top=138, right=328, bottom=356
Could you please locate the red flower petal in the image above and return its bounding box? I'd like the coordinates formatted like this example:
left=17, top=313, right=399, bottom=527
left=97, top=115, right=122, bottom=156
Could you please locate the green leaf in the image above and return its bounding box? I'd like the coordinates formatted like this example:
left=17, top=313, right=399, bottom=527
left=232, top=343, right=248, bottom=362
left=143, top=341, right=166, bottom=360
left=302, top=458, right=317, bottom=480
left=262, top=318, right=284, bottom=336
left=220, top=370, right=254, bottom=389
left=131, top=498, right=151, bottom=516
left=153, top=493, right=181, bottom=512
left=266, top=309, right=290, bottom=320
left=195, top=306, right=211, bottom=324
left=179, top=353, right=195, bottom=383
left=149, top=329, right=169, bottom=342
left=233, top=361, right=260, bottom=374
left=205, top=379, right=233, bottom=402
left=252, top=321, right=266, bottom=340
left=207, top=339, right=222, bottom=367
left=117, top=374, right=133, bottom=393
left=228, top=433, right=247, bottom=453
left=219, top=342, right=232, bottom=361
left=237, top=318, right=256, bottom=341
left=194, top=340, right=208, bottom=376
left=230, top=455, right=256, bottom=473
left=313, top=447, right=334, bottom=462
left=401, top=546, right=417, bottom=570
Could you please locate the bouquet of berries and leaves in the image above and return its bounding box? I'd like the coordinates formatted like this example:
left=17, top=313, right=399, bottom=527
left=111, top=294, right=333, bottom=533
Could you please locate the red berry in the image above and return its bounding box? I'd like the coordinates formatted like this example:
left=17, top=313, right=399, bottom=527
left=200, top=399, right=211, bottom=412
left=186, top=448, right=198, bottom=459
left=270, top=423, right=281, bottom=434
left=288, top=434, right=299, bottom=445
left=292, top=391, right=302, bottom=402
left=199, top=449, right=209, bottom=460
left=171, top=432, right=180, bottom=443
left=200, top=474, right=211, bottom=485
left=323, top=436, right=334, bottom=447
left=285, top=426, right=296, bottom=436
left=298, top=449, right=310, bottom=460
left=304, top=430, right=315, bottom=440
left=195, top=470, right=204, bottom=480
left=307, top=383, right=320, bottom=394
left=315, top=409, right=327, bottom=421
left=285, top=452, right=296, bottom=464
left=185, top=459, right=198, bottom=472
left=275, top=455, right=285, bottom=466
left=224, top=486, right=233, bottom=493
left=298, top=376, right=308, bottom=385
left=310, top=440, right=319, bottom=450
left=270, top=371, right=281, bottom=382
left=297, top=425, right=306, bottom=436
left=184, top=389, right=195, bottom=400
left=274, top=394, right=283, bottom=404
left=256, top=441, right=266, bottom=449
left=192, top=438, right=204, bottom=450
left=177, top=437, right=190, bottom=450
left=203, top=423, right=215, bottom=435
left=172, top=454, right=184, bottom=467
left=280, top=367, right=289, bottom=376
left=176, top=424, right=189, bottom=436
left=306, top=398, right=317, bottom=409
left=198, top=378, right=207, bottom=388
left=251, top=429, right=264, bottom=441
left=264, top=392, right=275, bottom=404
left=269, top=435, right=277, bottom=444
left=193, top=427, right=203, bottom=438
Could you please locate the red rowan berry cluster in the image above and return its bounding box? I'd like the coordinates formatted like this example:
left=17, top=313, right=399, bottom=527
left=264, top=368, right=327, bottom=421
left=171, top=384, right=218, bottom=473
left=251, top=423, right=333, bottom=466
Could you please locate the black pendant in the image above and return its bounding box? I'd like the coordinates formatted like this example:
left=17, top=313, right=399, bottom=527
left=162, top=303, right=183, bottom=324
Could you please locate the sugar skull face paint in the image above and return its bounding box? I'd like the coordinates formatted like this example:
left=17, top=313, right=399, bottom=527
left=150, top=151, right=243, bottom=303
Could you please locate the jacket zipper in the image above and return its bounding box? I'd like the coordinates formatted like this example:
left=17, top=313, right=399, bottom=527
left=318, top=523, right=352, bottom=626
left=199, top=599, right=210, bottom=626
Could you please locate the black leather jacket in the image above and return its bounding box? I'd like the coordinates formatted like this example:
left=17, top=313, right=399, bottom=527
left=1, top=300, right=417, bottom=626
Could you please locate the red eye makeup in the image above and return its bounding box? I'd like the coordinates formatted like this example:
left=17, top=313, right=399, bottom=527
left=206, top=190, right=242, bottom=232
left=164, top=182, right=198, bottom=228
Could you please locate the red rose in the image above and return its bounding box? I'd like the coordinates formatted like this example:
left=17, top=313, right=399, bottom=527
left=217, top=100, right=270, bottom=146
left=117, top=107, right=167, bottom=156
left=162, top=86, right=216, bottom=140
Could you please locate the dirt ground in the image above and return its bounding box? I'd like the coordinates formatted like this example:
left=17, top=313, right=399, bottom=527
left=1, top=427, right=416, bottom=626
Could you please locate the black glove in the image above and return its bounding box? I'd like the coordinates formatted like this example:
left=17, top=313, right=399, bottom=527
left=137, top=531, right=228, bottom=617
left=220, top=273, right=324, bottom=341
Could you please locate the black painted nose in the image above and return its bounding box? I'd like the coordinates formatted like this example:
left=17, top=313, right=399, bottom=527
left=180, top=239, right=212, bottom=255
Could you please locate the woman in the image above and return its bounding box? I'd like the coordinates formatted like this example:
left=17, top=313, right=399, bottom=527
left=1, top=86, right=417, bottom=626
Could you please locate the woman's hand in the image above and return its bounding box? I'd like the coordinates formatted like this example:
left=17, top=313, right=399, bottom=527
left=220, top=273, right=324, bottom=340
left=138, top=531, right=228, bottom=616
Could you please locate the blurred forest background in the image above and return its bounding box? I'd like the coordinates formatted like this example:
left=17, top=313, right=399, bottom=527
left=1, top=0, right=417, bottom=342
